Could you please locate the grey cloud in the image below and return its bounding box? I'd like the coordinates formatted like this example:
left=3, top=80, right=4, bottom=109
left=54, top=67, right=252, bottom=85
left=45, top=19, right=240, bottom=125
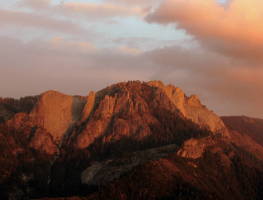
left=0, top=9, right=90, bottom=36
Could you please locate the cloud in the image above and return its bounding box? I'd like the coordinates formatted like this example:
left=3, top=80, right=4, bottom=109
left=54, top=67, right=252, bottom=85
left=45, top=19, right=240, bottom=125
left=0, top=9, right=89, bottom=36
left=147, top=0, right=263, bottom=62
left=50, top=37, right=97, bottom=52
left=0, top=36, right=156, bottom=98
left=106, top=0, right=162, bottom=8
left=19, top=0, right=148, bottom=19
left=19, top=0, right=51, bottom=9
left=62, top=2, right=146, bottom=18
left=118, top=46, right=142, bottom=55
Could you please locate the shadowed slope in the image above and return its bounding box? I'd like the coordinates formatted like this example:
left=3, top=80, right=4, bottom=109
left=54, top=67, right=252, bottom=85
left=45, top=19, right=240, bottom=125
left=222, top=116, right=263, bottom=147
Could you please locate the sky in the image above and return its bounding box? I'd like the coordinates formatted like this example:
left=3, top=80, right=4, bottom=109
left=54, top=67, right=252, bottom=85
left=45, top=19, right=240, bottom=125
left=0, top=0, right=262, bottom=118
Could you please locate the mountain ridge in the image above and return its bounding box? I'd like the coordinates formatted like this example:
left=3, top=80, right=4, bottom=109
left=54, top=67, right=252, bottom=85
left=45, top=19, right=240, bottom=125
left=0, top=81, right=262, bottom=200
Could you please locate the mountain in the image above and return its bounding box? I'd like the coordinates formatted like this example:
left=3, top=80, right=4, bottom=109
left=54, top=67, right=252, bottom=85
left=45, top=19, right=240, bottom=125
left=222, top=116, right=263, bottom=147
left=0, top=81, right=263, bottom=200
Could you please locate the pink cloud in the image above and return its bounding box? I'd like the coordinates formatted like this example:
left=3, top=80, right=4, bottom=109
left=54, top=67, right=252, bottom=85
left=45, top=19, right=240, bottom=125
left=62, top=2, right=146, bottom=17
left=0, top=36, right=156, bottom=98
left=147, top=0, right=263, bottom=62
left=19, top=0, right=148, bottom=19
left=0, top=9, right=88, bottom=35
left=19, top=0, right=51, bottom=9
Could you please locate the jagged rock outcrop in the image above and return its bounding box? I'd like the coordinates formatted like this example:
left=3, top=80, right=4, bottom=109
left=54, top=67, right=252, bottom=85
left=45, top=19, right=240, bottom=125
left=76, top=94, right=117, bottom=149
left=73, top=81, right=228, bottom=149
left=81, top=91, right=96, bottom=122
left=148, top=81, right=227, bottom=134
left=177, top=137, right=215, bottom=159
left=30, top=91, right=86, bottom=144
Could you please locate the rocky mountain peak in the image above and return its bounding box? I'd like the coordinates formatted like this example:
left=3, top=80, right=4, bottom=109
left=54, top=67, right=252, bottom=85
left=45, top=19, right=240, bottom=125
left=187, top=95, right=201, bottom=105
left=0, top=81, right=228, bottom=151
left=30, top=90, right=84, bottom=143
left=73, top=81, right=229, bottom=149
left=147, top=81, right=227, bottom=134
left=147, top=80, right=165, bottom=88
left=40, top=90, right=62, bottom=96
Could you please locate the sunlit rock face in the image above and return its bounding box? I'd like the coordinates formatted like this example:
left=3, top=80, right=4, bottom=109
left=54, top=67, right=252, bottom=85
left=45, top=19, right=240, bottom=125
left=148, top=81, right=227, bottom=134
left=76, top=94, right=118, bottom=149
left=177, top=138, right=211, bottom=159
left=81, top=91, right=96, bottom=122
left=73, top=81, right=229, bottom=149
left=30, top=90, right=86, bottom=144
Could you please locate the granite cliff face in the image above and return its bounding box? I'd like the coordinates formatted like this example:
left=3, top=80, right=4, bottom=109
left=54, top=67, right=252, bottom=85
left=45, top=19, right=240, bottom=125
left=0, top=81, right=262, bottom=200
left=74, top=81, right=228, bottom=150
left=148, top=81, right=227, bottom=134
left=30, top=90, right=86, bottom=144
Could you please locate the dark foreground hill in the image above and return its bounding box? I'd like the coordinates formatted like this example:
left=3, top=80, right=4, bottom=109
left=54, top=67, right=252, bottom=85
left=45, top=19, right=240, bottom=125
left=222, top=116, right=263, bottom=147
left=0, top=81, right=263, bottom=200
